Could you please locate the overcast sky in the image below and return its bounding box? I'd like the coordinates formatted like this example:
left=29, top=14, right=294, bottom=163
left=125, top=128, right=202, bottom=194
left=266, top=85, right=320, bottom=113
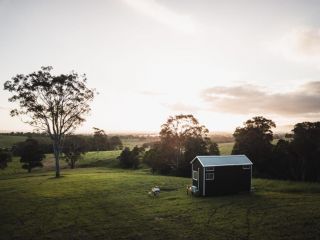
left=1, top=0, right=320, bottom=133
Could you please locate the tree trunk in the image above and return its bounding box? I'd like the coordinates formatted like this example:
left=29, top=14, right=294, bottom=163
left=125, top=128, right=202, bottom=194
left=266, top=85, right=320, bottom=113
left=53, top=142, right=61, bottom=178
left=71, top=160, right=75, bottom=169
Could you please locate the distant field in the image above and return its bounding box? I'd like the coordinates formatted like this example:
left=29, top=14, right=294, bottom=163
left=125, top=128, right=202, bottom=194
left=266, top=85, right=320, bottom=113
left=0, top=135, right=27, bottom=148
left=0, top=134, right=153, bottom=149
left=218, top=142, right=234, bottom=155
left=121, top=138, right=152, bottom=148
left=1, top=165, right=320, bottom=240
left=0, top=150, right=121, bottom=178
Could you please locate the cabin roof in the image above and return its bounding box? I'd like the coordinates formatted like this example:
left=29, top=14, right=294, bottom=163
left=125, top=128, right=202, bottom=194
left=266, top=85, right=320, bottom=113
left=191, top=155, right=253, bottom=167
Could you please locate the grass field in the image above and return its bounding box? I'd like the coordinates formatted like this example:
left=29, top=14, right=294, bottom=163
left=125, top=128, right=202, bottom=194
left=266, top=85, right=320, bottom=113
left=0, top=151, right=121, bottom=177
left=218, top=142, right=234, bottom=155
left=0, top=135, right=27, bottom=148
left=0, top=135, right=153, bottom=149
left=1, top=152, right=320, bottom=240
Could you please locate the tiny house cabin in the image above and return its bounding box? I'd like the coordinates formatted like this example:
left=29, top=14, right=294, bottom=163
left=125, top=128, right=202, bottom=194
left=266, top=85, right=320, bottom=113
left=190, top=155, right=253, bottom=196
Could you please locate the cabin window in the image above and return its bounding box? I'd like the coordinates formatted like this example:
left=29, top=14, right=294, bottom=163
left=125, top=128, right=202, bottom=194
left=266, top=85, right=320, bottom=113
left=192, top=170, right=198, bottom=180
left=206, top=167, right=215, bottom=172
left=206, top=172, right=214, bottom=180
left=242, top=165, right=251, bottom=170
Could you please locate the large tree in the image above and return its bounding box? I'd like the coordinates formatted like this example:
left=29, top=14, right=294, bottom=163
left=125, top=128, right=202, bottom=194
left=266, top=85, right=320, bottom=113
left=232, top=116, right=276, bottom=176
left=290, top=122, right=320, bottom=181
left=4, top=66, right=95, bottom=177
left=91, top=127, right=109, bottom=151
left=144, top=114, right=219, bottom=176
left=160, top=114, right=210, bottom=170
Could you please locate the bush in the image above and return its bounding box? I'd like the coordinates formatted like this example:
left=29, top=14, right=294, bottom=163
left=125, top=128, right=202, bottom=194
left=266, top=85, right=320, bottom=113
left=0, top=148, right=12, bottom=169
left=118, top=146, right=144, bottom=169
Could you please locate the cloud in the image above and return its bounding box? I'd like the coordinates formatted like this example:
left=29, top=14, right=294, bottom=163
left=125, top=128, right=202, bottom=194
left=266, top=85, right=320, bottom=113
left=268, top=27, right=320, bottom=66
left=164, top=102, right=199, bottom=113
left=202, top=81, right=320, bottom=116
left=122, top=0, right=196, bottom=34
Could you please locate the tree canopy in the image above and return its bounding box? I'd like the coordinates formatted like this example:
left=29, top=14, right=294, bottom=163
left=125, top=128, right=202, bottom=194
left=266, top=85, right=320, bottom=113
left=18, top=138, right=45, bottom=173
left=91, top=127, right=109, bottom=151
left=118, top=146, right=144, bottom=169
left=290, top=122, right=320, bottom=181
left=145, top=114, right=219, bottom=176
left=4, top=66, right=95, bottom=177
left=232, top=116, right=276, bottom=176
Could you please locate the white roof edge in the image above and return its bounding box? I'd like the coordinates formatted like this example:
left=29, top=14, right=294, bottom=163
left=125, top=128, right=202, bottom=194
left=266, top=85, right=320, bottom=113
left=195, top=154, right=247, bottom=157
left=191, top=155, right=253, bottom=166
left=190, top=156, right=204, bottom=167
left=204, top=163, right=253, bottom=167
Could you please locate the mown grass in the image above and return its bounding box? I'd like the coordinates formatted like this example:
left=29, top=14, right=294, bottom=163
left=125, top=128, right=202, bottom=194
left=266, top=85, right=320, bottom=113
left=1, top=166, right=320, bottom=240
left=1, top=137, right=320, bottom=240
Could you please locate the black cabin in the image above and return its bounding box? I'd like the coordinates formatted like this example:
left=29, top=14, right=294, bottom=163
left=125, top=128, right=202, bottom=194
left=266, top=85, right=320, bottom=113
left=190, top=155, right=253, bottom=196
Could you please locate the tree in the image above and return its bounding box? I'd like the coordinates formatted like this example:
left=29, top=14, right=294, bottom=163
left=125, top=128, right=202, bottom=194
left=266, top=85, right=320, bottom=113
left=0, top=148, right=12, bottom=169
left=232, top=116, right=276, bottom=177
left=159, top=114, right=210, bottom=171
left=272, top=139, right=296, bottom=180
left=145, top=114, right=219, bottom=176
left=91, top=127, right=109, bottom=151
left=290, top=122, right=320, bottom=181
left=19, top=138, right=45, bottom=173
left=4, top=66, right=95, bottom=177
left=143, top=143, right=175, bottom=174
left=118, top=146, right=144, bottom=169
left=180, top=137, right=220, bottom=176
left=109, top=136, right=123, bottom=150
left=62, top=135, right=87, bottom=169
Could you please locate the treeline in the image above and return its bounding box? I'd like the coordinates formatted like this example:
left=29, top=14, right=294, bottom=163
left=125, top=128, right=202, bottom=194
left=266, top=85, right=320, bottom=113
left=232, top=117, right=320, bottom=182
left=119, top=115, right=320, bottom=183
left=0, top=132, right=48, bottom=137
left=9, top=130, right=123, bottom=155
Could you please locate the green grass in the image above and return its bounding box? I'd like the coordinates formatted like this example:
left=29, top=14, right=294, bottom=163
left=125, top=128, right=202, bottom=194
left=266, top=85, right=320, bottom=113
left=1, top=154, right=320, bottom=240
left=218, top=142, right=234, bottom=155
left=1, top=170, right=320, bottom=240
left=1, top=140, right=320, bottom=240
left=0, top=135, right=27, bottom=148
left=121, top=138, right=152, bottom=148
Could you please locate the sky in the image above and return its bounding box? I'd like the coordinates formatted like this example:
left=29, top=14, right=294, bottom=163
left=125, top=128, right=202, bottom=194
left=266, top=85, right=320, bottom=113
left=0, top=0, right=320, bottom=134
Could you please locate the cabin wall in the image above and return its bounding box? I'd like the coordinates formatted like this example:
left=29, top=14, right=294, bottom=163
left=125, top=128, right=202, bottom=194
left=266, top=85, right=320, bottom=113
left=205, top=165, right=251, bottom=196
left=192, top=159, right=203, bottom=194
